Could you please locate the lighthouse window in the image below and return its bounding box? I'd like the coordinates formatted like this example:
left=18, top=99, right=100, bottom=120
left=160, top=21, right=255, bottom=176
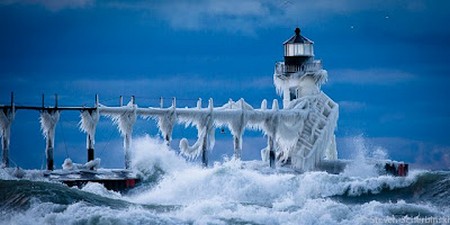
left=295, top=44, right=304, bottom=55
left=286, top=44, right=294, bottom=56
left=285, top=44, right=315, bottom=56
left=304, top=44, right=311, bottom=55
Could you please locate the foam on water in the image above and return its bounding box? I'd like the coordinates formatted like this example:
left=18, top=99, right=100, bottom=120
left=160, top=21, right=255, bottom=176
left=81, top=182, right=122, bottom=200
left=131, top=134, right=189, bottom=180
left=1, top=135, right=449, bottom=225
left=342, top=135, right=383, bottom=178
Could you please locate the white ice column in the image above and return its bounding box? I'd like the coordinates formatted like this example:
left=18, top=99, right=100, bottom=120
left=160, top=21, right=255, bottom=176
left=109, top=99, right=137, bottom=169
left=158, top=98, right=176, bottom=146
left=179, top=98, right=215, bottom=167
left=283, top=88, right=290, bottom=109
left=268, top=99, right=279, bottom=167
left=80, top=109, right=99, bottom=163
left=40, top=110, right=60, bottom=170
left=258, top=99, right=280, bottom=168
left=230, top=99, right=247, bottom=160
left=0, top=109, right=14, bottom=168
left=202, top=99, right=214, bottom=167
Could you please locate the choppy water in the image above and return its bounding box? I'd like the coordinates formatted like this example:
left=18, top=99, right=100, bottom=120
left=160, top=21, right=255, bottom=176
left=1, top=136, right=449, bottom=225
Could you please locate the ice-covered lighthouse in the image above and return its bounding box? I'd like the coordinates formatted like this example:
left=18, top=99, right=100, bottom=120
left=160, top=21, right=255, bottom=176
left=267, top=27, right=339, bottom=171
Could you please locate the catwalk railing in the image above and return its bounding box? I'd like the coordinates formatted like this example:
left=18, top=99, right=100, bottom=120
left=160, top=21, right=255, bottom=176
left=0, top=92, right=338, bottom=171
left=274, top=60, right=322, bottom=74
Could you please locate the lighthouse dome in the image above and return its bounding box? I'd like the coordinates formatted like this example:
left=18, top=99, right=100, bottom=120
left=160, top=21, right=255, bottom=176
left=283, top=28, right=314, bottom=57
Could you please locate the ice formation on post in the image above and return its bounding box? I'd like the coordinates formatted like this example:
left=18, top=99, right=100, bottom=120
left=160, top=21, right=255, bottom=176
left=259, top=99, right=282, bottom=167
left=39, top=110, right=60, bottom=170
left=101, top=98, right=137, bottom=169
left=157, top=98, right=177, bottom=146
left=214, top=98, right=252, bottom=160
left=0, top=108, right=14, bottom=167
left=79, top=108, right=100, bottom=163
left=179, top=98, right=215, bottom=166
left=79, top=109, right=99, bottom=142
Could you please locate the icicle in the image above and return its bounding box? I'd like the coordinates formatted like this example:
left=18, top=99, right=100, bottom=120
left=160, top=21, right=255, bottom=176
left=0, top=109, right=14, bottom=168
left=40, top=110, right=60, bottom=170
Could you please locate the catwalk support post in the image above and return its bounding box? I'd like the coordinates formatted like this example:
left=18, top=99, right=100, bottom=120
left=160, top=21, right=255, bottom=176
left=268, top=136, right=275, bottom=168
left=40, top=94, right=60, bottom=171
left=0, top=92, right=14, bottom=168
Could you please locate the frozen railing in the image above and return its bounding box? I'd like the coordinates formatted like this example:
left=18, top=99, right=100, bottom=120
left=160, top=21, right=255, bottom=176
left=275, top=60, right=322, bottom=75
left=0, top=92, right=338, bottom=171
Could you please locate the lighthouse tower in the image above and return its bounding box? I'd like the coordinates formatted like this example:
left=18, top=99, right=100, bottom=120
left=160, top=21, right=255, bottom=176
left=274, top=27, right=328, bottom=108
left=271, top=27, right=338, bottom=171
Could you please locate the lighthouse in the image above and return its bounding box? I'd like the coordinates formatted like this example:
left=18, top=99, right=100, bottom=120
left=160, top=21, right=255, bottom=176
left=270, top=27, right=338, bottom=171
left=274, top=27, right=328, bottom=108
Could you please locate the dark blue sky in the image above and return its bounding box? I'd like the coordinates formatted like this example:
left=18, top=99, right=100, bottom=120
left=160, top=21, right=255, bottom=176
left=1, top=0, right=449, bottom=169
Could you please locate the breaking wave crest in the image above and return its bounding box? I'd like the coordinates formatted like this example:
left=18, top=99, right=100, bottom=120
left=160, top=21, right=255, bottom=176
left=1, top=136, right=449, bottom=225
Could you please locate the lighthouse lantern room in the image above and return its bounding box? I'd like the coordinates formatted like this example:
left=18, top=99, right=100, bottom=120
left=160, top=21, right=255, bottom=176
left=274, top=27, right=328, bottom=108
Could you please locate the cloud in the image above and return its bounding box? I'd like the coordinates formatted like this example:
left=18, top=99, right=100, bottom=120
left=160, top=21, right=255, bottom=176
left=103, top=0, right=357, bottom=34
left=338, top=101, right=366, bottom=112
left=328, top=69, right=416, bottom=85
left=1, top=0, right=94, bottom=11
left=103, top=0, right=445, bottom=35
left=155, top=0, right=273, bottom=34
left=4, top=0, right=447, bottom=37
left=103, top=0, right=282, bottom=35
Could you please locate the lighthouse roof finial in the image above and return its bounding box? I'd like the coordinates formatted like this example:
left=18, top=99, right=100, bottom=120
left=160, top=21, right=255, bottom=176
left=283, top=27, right=314, bottom=45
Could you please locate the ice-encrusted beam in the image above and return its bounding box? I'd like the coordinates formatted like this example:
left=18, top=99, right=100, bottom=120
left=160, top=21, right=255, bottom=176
left=0, top=92, right=338, bottom=171
left=96, top=94, right=337, bottom=170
